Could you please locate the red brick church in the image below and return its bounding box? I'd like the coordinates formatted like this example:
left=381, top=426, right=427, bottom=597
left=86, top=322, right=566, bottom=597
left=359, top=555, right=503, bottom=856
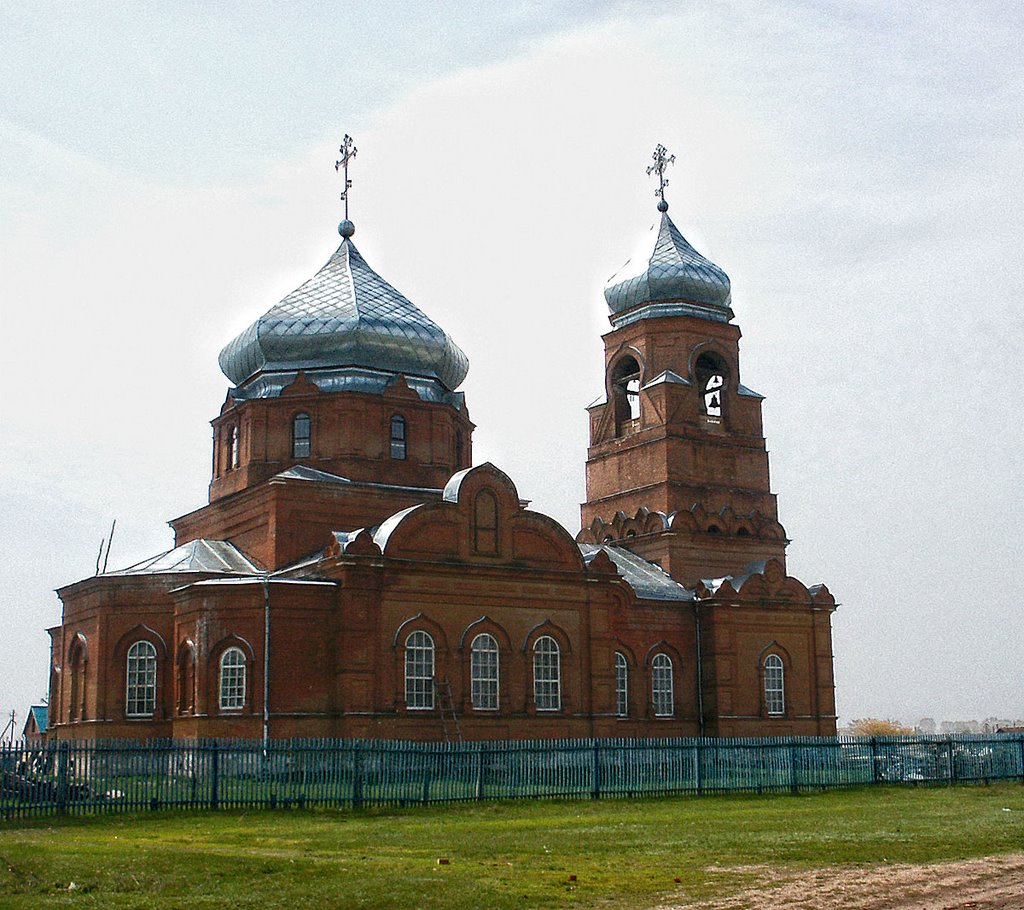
left=46, top=144, right=837, bottom=742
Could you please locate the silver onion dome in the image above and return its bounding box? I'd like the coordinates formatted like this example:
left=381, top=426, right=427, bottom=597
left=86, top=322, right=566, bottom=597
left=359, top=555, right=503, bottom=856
left=219, top=233, right=469, bottom=394
left=604, top=211, right=733, bottom=326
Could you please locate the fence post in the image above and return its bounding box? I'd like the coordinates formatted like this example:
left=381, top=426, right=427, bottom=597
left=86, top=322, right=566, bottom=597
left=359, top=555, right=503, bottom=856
left=947, top=738, right=957, bottom=785
left=1018, top=736, right=1024, bottom=782
left=352, top=742, right=363, bottom=810
left=422, top=749, right=431, bottom=805
left=870, top=737, right=879, bottom=784
left=210, top=741, right=220, bottom=810
left=590, top=740, right=601, bottom=800
left=55, top=741, right=70, bottom=816
left=695, top=741, right=703, bottom=795
left=475, top=744, right=486, bottom=801
left=789, top=739, right=799, bottom=794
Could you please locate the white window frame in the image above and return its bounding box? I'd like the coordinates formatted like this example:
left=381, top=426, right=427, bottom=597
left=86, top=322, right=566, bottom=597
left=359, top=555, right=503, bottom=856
left=126, top=641, right=157, bottom=717
left=614, top=651, right=629, bottom=718
left=405, top=630, right=434, bottom=710
left=533, top=635, right=561, bottom=712
left=764, top=654, right=785, bottom=716
left=651, top=653, right=674, bottom=717
left=219, top=647, right=246, bottom=711
left=470, top=633, right=499, bottom=711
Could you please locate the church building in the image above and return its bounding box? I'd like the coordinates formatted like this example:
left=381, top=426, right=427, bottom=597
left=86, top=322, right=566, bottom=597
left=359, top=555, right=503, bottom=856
left=46, top=142, right=837, bottom=742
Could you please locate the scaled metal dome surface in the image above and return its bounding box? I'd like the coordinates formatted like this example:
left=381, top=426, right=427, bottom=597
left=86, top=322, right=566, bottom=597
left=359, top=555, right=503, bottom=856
left=604, top=211, right=733, bottom=326
left=219, top=236, right=469, bottom=394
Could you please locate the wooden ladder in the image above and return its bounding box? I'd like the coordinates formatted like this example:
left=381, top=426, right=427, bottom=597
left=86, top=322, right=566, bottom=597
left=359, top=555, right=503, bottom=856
left=435, top=676, right=462, bottom=742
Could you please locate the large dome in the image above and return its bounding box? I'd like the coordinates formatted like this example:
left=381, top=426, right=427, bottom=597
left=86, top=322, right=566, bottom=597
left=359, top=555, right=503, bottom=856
left=219, top=234, right=469, bottom=394
left=604, top=210, right=732, bottom=326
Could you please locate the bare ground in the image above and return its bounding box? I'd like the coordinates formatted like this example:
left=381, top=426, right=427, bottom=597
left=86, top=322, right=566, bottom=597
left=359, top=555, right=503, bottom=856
left=663, top=854, right=1024, bottom=910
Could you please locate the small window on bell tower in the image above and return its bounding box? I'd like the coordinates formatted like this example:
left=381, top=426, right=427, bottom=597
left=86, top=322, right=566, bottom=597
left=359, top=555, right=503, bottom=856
left=611, top=355, right=642, bottom=437
left=695, top=352, right=728, bottom=421
left=390, top=415, right=407, bottom=460
left=292, top=413, right=311, bottom=458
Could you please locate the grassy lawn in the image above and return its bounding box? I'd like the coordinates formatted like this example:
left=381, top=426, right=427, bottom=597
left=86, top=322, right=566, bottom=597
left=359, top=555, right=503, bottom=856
left=0, top=784, right=1021, bottom=909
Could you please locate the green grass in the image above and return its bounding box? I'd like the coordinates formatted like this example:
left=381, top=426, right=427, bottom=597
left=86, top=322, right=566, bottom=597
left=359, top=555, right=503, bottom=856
left=1, top=784, right=1022, bottom=909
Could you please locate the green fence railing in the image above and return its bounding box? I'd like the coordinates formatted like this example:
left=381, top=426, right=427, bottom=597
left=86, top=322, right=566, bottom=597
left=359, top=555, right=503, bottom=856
left=2, top=734, right=1022, bottom=820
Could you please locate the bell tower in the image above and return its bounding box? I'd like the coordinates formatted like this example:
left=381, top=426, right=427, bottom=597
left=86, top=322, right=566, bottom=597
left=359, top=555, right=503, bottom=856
left=580, top=147, right=787, bottom=587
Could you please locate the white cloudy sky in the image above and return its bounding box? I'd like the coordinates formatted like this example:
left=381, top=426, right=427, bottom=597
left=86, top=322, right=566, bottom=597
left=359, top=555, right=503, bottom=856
left=2, top=1, right=1022, bottom=732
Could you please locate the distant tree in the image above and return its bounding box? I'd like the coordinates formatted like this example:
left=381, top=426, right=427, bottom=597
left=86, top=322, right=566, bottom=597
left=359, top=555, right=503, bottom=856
left=848, top=718, right=913, bottom=736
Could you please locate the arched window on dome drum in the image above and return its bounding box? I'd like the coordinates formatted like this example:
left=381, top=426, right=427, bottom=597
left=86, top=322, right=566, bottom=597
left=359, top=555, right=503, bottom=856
left=695, top=352, right=728, bottom=420
left=764, top=654, right=785, bottom=716
left=126, top=641, right=157, bottom=718
left=219, top=647, right=246, bottom=711
left=471, top=633, right=499, bottom=711
left=651, top=653, right=674, bottom=717
left=614, top=651, right=629, bottom=718
left=611, top=355, right=642, bottom=437
left=292, top=413, right=311, bottom=458
left=229, top=426, right=240, bottom=470
left=533, top=636, right=561, bottom=711
left=390, top=415, right=407, bottom=460
left=405, top=630, right=434, bottom=710
left=473, top=490, right=499, bottom=555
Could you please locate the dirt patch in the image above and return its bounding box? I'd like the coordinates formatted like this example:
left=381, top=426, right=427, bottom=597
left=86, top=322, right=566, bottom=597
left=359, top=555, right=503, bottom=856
left=664, top=854, right=1024, bottom=910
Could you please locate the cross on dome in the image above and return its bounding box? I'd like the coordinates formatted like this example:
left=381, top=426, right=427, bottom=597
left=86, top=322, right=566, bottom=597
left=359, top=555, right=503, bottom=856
left=646, top=143, right=675, bottom=212
left=335, top=133, right=358, bottom=236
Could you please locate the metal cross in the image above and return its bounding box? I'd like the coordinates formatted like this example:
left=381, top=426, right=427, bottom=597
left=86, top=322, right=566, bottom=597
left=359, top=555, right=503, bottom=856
left=646, top=143, right=676, bottom=203
left=335, top=134, right=358, bottom=220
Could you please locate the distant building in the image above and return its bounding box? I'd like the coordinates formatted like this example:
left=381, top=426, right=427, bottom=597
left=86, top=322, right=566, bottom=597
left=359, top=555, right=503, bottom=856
left=22, top=705, right=47, bottom=742
left=45, top=148, right=838, bottom=742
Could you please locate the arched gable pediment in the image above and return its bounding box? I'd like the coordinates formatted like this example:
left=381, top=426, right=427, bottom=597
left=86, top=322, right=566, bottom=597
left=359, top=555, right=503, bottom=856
left=376, top=462, right=583, bottom=571
left=393, top=613, right=450, bottom=652
left=459, top=616, right=513, bottom=652
left=112, top=624, right=168, bottom=660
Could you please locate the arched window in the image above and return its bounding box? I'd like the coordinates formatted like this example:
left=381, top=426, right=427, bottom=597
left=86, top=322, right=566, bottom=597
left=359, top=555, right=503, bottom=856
left=533, top=635, right=561, bottom=711
left=390, top=415, right=407, bottom=460
left=177, top=645, right=195, bottom=715
left=651, top=653, right=674, bottom=717
left=292, top=413, right=311, bottom=458
left=126, top=641, right=157, bottom=717
left=219, top=647, right=246, bottom=711
left=68, top=638, right=86, bottom=722
left=405, top=630, right=434, bottom=710
left=614, top=651, right=629, bottom=718
left=473, top=490, right=498, bottom=555
left=764, top=654, right=785, bottom=716
left=471, top=633, right=499, bottom=711
left=611, top=355, right=642, bottom=436
left=695, top=352, right=727, bottom=420
left=229, top=426, right=240, bottom=469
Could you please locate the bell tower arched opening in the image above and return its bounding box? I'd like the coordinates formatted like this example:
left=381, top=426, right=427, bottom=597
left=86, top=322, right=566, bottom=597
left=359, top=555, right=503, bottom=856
left=610, top=355, right=642, bottom=437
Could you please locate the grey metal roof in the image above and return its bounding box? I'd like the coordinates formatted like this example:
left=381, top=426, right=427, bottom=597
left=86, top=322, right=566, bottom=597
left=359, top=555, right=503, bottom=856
left=219, top=236, right=469, bottom=393
left=111, top=539, right=261, bottom=576
left=579, top=544, right=694, bottom=603
left=274, top=464, right=442, bottom=496
left=604, top=212, right=732, bottom=326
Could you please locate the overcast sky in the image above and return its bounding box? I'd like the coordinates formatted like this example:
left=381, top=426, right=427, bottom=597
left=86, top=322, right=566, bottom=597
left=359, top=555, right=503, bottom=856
left=2, top=1, right=1022, bottom=733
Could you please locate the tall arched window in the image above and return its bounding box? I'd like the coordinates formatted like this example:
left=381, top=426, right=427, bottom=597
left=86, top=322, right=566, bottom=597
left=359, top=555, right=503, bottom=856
left=651, top=653, right=674, bottom=717
left=390, top=415, right=407, bottom=460
left=473, top=490, right=499, bottom=555
left=614, top=651, right=629, bottom=718
left=533, top=635, right=561, bottom=711
left=126, top=641, right=157, bottom=717
left=229, top=426, right=240, bottom=469
left=405, top=630, right=434, bottom=709
left=695, top=352, right=727, bottom=420
left=471, top=633, right=499, bottom=711
left=68, top=638, right=86, bottom=722
left=292, top=413, right=311, bottom=458
left=219, top=647, right=247, bottom=711
left=764, top=654, right=785, bottom=716
left=611, top=355, right=642, bottom=436
left=177, top=644, right=195, bottom=715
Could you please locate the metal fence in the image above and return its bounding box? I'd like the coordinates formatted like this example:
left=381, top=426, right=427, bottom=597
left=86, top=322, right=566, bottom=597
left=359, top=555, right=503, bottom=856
left=2, top=734, right=1022, bottom=820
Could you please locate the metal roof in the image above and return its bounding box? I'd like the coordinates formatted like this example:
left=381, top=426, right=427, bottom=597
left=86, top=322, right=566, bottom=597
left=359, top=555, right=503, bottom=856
left=604, top=211, right=732, bottom=326
left=579, top=544, right=694, bottom=602
left=110, top=539, right=261, bottom=576
left=219, top=235, right=469, bottom=394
